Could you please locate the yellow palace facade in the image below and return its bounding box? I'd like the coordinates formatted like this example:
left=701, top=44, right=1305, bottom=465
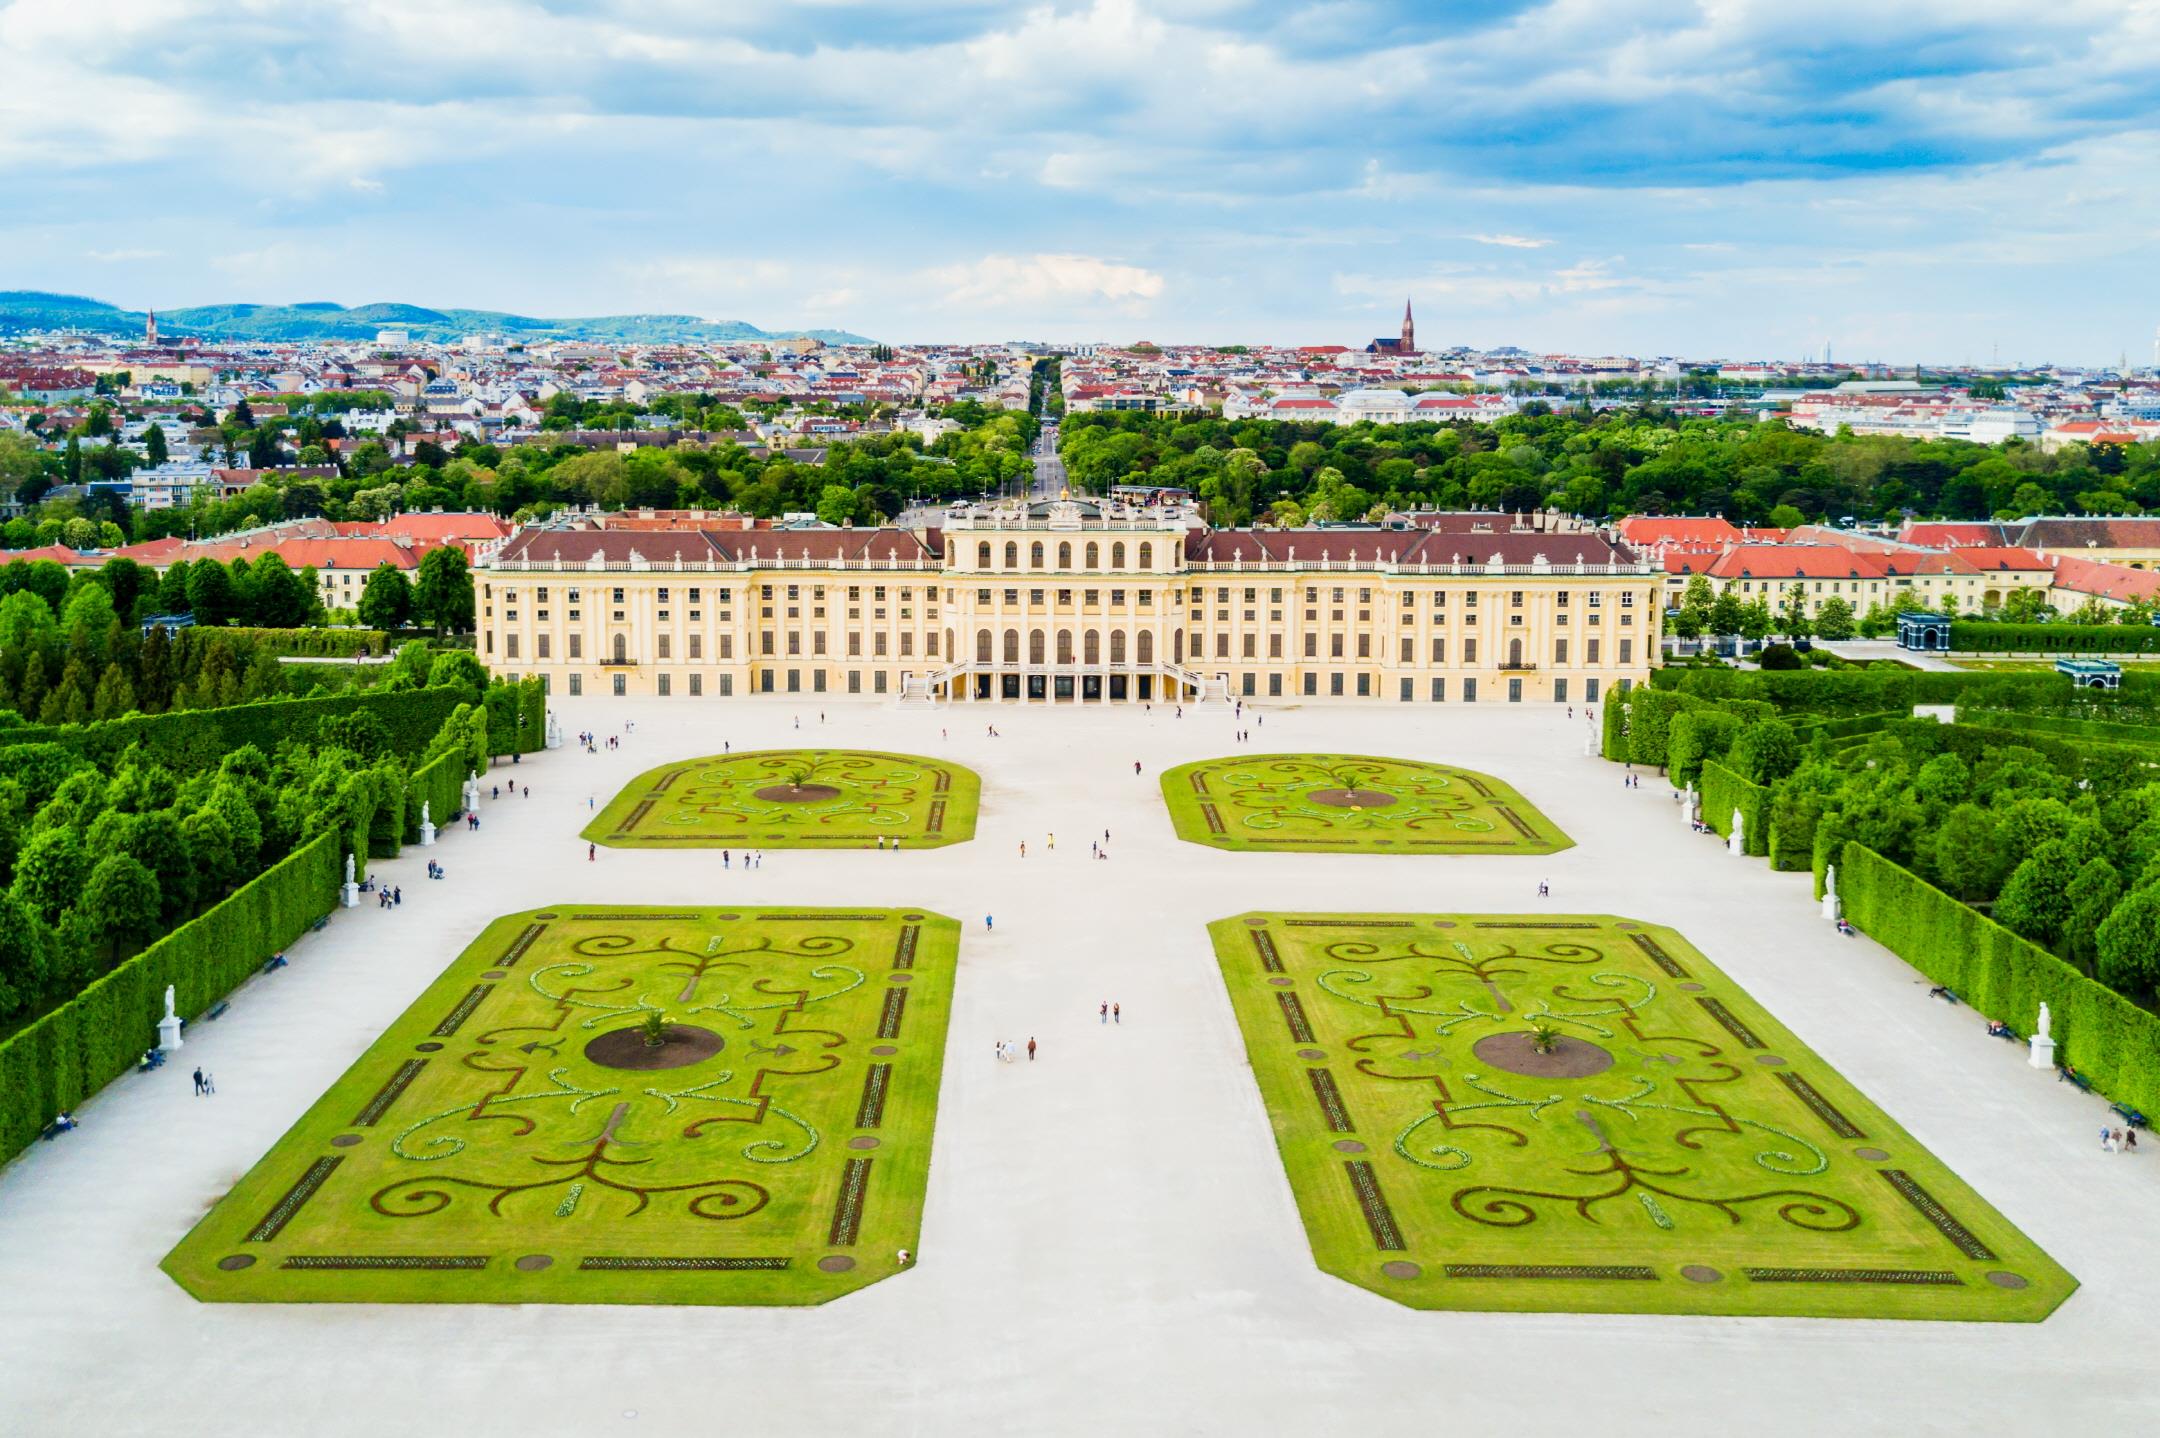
left=478, top=498, right=1661, bottom=705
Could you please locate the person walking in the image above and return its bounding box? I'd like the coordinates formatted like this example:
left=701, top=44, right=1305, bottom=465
left=1113, top=1003, right=1121, bottom=1024
left=192, top=1067, right=205, bottom=1097
left=1099, top=1002, right=1108, bottom=1024
left=1047, top=832, right=1055, bottom=851
left=202, top=1072, right=215, bottom=1095
left=723, top=850, right=731, bottom=870
left=588, top=842, right=596, bottom=862
left=985, top=914, right=994, bottom=930
left=1027, top=1037, right=1037, bottom=1061
left=1134, top=761, right=1141, bottom=775
left=1019, top=840, right=1026, bottom=858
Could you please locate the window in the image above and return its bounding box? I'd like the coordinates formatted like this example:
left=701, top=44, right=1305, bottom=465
left=1269, top=635, right=1282, bottom=658
left=1058, top=542, right=1072, bottom=568
left=538, top=635, right=551, bottom=659
left=978, top=542, right=991, bottom=567
left=1330, top=634, right=1343, bottom=658
left=1585, top=678, right=1600, bottom=703
left=657, top=635, right=670, bottom=660
left=568, top=673, right=582, bottom=695
left=1554, top=678, right=1568, bottom=703
left=1400, top=637, right=1413, bottom=663
left=1031, top=541, right=1046, bottom=568
left=1464, top=638, right=1477, bottom=664
left=689, top=673, right=702, bottom=696
left=657, top=673, right=671, bottom=696
left=612, top=673, right=625, bottom=696
left=1431, top=637, right=1444, bottom=663
left=1304, top=633, right=1317, bottom=658
left=1619, top=639, right=1633, bottom=665
left=1463, top=677, right=1477, bottom=702
left=1112, top=541, right=1126, bottom=568
left=1587, top=638, right=1601, bottom=664
left=848, top=671, right=861, bottom=693
left=720, top=674, right=733, bottom=696
left=1004, top=542, right=1018, bottom=568
left=1303, top=673, right=1317, bottom=696
left=1508, top=677, right=1521, bottom=703
left=1138, top=542, right=1152, bottom=569
left=1330, top=672, right=1344, bottom=696
left=1554, top=638, right=1567, bottom=664
left=506, top=634, right=519, bottom=659
left=689, top=634, right=701, bottom=660
left=569, top=635, right=582, bottom=659
left=1431, top=677, right=1444, bottom=701
left=612, top=588, right=624, bottom=603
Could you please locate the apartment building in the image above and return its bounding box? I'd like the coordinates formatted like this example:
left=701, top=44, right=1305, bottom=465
left=478, top=498, right=1662, bottom=705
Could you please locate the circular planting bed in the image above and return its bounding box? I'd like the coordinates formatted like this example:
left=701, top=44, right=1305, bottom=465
left=753, top=783, right=842, bottom=804
left=1471, top=1030, right=1615, bottom=1079
left=1307, top=788, right=1399, bottom=809
left=583, top=1024, right=726, bottom=1072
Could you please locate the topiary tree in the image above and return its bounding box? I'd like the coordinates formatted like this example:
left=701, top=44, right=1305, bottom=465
left=2062, top=858, right=2124, bottom=972
left=1729, top=718, right=1801, bottom=785
left=2096, top=883, right=2160, bottom=999
left=1930, top=803, right=2010, bottom=902
left=81, top=852, right=160, bottom=964
left=1994, top=840, right=2077, bottom=951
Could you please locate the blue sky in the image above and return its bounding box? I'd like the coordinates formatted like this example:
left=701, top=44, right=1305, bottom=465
left=3, top=0, right=2158, bottom=360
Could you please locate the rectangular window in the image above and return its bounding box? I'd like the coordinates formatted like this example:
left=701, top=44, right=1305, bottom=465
left=1268, top=674, right=1282, bottom=696
left=1587, top=638, right=1601, bottom=664
left=505, top=634, right=519, bottom=659
left=1431, top=637, right=1444, bottom=663
left=787, top=634, right=800, bottom=656
left=1554, top=638, right=1567, bottom=664
left=874, top=672, right=888, bottom=694
left=689, top=634, right=701, bottom=660
left=1508, top=677, right=1522, bottom=703
left=1329, top=672, right=1344, bottom=696
left=538, top=635, right=550, bottom=659
left=1400, top=637, right=1413, bottom=664
left=814, top=670, right=827, bottom=692
left=1619, top=639, right=1633, bottom=665
left=1243, top=634, right=1256, bottom=658
left=568, top=673, right=582, bottom=696
left=720, top=674, right=734, bottom=697
left=612, top=673, right=625, bottom=696
left=1330, top=634, right=1344, bottom=658
left=1554, top=677, right=1568, bottom=703
left=1464, top=638, right=1477, bottom=664
left=1400, top=678, right=1412, bottom=702
left=1585, top=677, right=1600, bottom=703
left=1215, top=634, right=1228, bottom=659
left=720, top=636, right=733, bottom=659
left=568, top=635, right=582, bottom=659
left=875, top=633, right=888, bottom=656
left=657, top=673, right=671, bottom=696
left=848, top=671, right=862, bottom=694
left=787, top=669, right=800, bottom=692
left=1303, top=673, right=1317, bottom=696
left=1431, top=677, right=1444, bottom=701
left=689, top=673, right=702, bottom=696
left=1463, top=677, right=1477, bottom=702
left=657, top=635, right=670, bottom=660
left=1356, top=634, right=1370, bottom=659
left=901, top=633, right=914, bottom=657
left=1304, top=633, right=1317, bottom=658
left=1269, top=634, right=1282, bottom=659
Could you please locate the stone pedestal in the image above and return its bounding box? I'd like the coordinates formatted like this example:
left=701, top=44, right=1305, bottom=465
left=1583, top=731, right=1594, bottom=756
left=2029, top=1034, right=2056, bottom=1071
left=341, top=880, right=359, bottom=909
left=1822, top=892, right=1841, bottom=925
left=157, top=1014, right=183, bottom=1053
left=421, top=821, right=437, bottom=847
left=1680, top=784, right=1695, bottom=830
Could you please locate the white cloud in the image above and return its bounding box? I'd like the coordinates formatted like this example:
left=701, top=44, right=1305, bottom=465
left=86, top=247, right=163, bottom=262
left=1467, top=233, right=1550, bottom=249
left=926, top=253, right=1164, bottom=312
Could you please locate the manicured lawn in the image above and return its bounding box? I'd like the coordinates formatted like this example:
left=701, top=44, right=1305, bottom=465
left=584, top=749, right=979, bottom=849
left=1162, top=754, right=1571, bottom=855
left=164, top=906, right=958, bottom=1305
left=1210, top=911, right=2075, bottom=1318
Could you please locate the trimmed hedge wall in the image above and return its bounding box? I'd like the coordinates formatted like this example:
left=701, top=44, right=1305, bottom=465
left=0, top=687, right=469, bottom=771
left=221, top=627, right=394, bottom=658
left=482, top=676, right=548, bottom=757
left=1601, top=690, right=1628, bottom=759
left=1949, top=621, right=2160, bottom=655
left=1699, top=758, right=1768, bottom=855
left=1954, top=707, right=2160, bottom=749
left=0, top=829, right=343, bottom=1164
left=1840, top=842, right=2160, bottom=1121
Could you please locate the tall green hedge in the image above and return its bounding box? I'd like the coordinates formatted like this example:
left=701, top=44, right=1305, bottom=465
left=1949, top=621, right=2160, bottom=655
left=0, top=687, right=469, bottom=770
left=1840, top=842, right=2160, bottom=1120
left=1699, top=758, right=1768, bottom=855
left=407, top=747, right=466, bottom=841
left=482, top=676, right=548, bottom=757
left=0, top=829, right=343, bottom=1164
left=221, top=627, right=394, bottom=658
left=1953, top=707, right=2160, bottom=749
left=1601, top=689, right=1628, bottom=759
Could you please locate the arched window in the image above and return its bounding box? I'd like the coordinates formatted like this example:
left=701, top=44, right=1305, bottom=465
left=977, top=541, right=991, bottom=568
left=1110, top=631, right=1127, bottom=664
left=1138, top=542, right=1153, bottom=569
left=1084, top=630, right=1101, bottom=664
left=1137, top=631, right=1154, bottom=664
left=1004, top=542, right=1018, bottom=569
left=1003, top=628, right=1020, bottom=663
left=1029, top=629, right=1046, bottom=665
left=1111, top=541, right=1126, bottom=569
left=612, top=634, right=627, bottom=663
left=1058, top=541, right=1073, bottom=569
left=977, top=629, right=993, bottom=663
left=1030, top=541, right=1045, bottom=568
left=1085, top=541, right=1099, bottom=569
left=1172, top=630, right=1184, bottom=663
left=1508, top=637, right=1523, bottom=667
left=1057, top=630, right=1074, bottom=664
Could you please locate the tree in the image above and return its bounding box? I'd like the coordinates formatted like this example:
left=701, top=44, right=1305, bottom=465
left=1994, top=840, right=2077, bottom=950
left=185, top=560, right=240, bottom=626
left=2062, top=858, right=2124, bottom=971
left=1738, top=597, right=1773, bottom=642
left=1767, top=503, right=1806, bottom=530
left=0, top=891, right=53, bottom=1022
left=82, top=853, right=160, bottom=963
left=1729, top=718, right=1801, bottom=784
left=356, top=563, right=413, bottom=631
left=1777, top=583, right=1812, bottom=641
left=2097, top=883, right=2160, bottom=999
left=1931, top=804, right=2009, bottom=901
left=426, top=650, right=488, bottom=702
left=10, top=827, right=88, bottom=924
left=144, top=423, right=168, bottom=466
left=387, top=639, right=434, bottom=690
left=1813, top=596, right=1856, bottom=640
left=244, top=552, right=315, bottom=629
left=413, top=545, right=474, bottom=635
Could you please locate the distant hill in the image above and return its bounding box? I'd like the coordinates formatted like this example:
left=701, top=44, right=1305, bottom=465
left=0, top=291, right=870, bottom=346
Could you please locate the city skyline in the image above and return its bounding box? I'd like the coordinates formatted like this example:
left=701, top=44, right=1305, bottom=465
left=3, top=1, right=2158, bottom=360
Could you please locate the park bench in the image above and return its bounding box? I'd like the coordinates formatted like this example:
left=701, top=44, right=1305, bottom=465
left=40, top=1115, right=76, bottom=1141
left=205, top=1001, right=230, bottom=1022
left=261, top=954, right=288, bottom=974
left=308, top=915, right=330, bottom=933
left=137, top=1047, right=166, bottom=1071
left=2061, top=1068, right=2095, bottom=1094
left=1985, top=1022, right=2024, bottom=1044
left=2112, top=1102, right=2147, bottom=1130
left=1928, top=985, right=1962, bottom=1006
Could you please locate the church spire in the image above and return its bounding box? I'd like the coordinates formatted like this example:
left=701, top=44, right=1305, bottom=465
left=1400, top=297, right=1415, bottom=353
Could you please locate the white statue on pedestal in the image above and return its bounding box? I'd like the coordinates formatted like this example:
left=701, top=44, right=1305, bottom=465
left=344, top=853, right=356, bottom=886
left=1680, top=782, right=1696, bottom=830
left=420, top=799, right=437, bottom=847
left=1822, top=864, right=1841, bottom=924
left=341, top=851, right=360, bottom=909
left=1727, top=808, right=1745, bottom=856
left=2029, top=1001, right=2056, bottom=1071
left=158, top=984, right=183, bottom=1052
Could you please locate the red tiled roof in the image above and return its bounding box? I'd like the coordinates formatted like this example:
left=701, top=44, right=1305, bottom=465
left=2045, top=553, right=2160, bottom=603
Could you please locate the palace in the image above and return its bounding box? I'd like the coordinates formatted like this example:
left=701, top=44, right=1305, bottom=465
left=477, top=496, right=1661, bottom=705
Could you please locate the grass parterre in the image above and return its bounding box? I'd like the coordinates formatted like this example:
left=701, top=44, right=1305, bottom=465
left=1161, top=754, right=1571, bottom=854
left=583, top=750, right=979, bottom=850
left=164, top=905, right=959, bottom=1305
left=1209, top=911, right=2073, bottom=1319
